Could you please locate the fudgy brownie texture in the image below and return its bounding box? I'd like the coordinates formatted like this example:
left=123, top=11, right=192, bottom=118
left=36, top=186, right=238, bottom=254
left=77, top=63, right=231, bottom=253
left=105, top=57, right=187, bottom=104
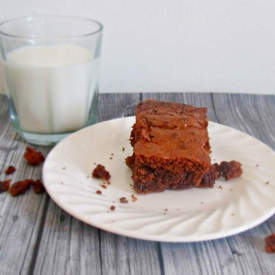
left=200, top=163, right=220, bottom=188
left=219, top=161, right=242, bottom=180
left=127, top=100, right=211, bottom=193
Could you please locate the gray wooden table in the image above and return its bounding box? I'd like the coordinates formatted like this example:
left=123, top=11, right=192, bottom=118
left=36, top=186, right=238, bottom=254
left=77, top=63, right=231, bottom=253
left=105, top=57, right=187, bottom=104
left=0, top=93, right=274, bottom=275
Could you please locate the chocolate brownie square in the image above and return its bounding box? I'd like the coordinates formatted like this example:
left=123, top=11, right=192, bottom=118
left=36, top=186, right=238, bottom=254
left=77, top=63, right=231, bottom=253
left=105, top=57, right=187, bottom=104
left=126, top=100, right=211, bottom=193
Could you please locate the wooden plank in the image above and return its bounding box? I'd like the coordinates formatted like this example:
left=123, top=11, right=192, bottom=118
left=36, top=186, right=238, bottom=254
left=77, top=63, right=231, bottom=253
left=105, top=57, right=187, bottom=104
left=33, top=93, right=162, bottom=275
left=0, top=95, right=51, bottom=275
left=99, top=233, right=162, bottom=275
left=212, top=94, right=275, bottom=150
left=98, top=93, right=141, bottom=121
left=211, top=93, right=275, bottom=275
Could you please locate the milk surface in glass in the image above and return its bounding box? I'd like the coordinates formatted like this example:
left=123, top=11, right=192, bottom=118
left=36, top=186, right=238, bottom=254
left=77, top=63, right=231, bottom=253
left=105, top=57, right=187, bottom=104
left=5, top=44, right=99, bottom=134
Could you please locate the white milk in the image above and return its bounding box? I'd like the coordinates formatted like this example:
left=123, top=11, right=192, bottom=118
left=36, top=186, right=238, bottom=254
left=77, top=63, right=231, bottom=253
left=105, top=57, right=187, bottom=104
left=5, top=44, right=99, bottom=134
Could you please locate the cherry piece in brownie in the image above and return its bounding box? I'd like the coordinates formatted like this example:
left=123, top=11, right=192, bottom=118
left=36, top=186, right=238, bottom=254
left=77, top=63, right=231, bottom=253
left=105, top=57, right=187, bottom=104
left=127, top=100, right=211, bottom=193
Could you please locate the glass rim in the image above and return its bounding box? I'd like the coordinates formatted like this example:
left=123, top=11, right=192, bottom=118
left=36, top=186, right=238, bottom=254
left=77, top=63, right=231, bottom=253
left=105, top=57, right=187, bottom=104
left=0, top=15, right=104, bottom=39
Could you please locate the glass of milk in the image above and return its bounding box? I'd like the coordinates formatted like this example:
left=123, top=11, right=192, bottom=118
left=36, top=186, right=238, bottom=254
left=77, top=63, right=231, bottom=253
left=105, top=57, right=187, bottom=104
left=0, top=15, right=103, bottom=145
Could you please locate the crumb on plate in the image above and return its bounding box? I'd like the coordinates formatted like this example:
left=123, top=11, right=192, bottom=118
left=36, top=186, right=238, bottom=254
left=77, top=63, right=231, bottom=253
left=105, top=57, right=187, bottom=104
left=92, top=164, right=111, bottom=180
left=120, top=197, right=128, bottom=203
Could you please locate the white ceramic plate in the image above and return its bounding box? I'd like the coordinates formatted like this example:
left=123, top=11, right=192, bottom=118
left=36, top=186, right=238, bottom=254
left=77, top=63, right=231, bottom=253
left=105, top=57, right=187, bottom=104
left=43, top=117, right=275, bottom=242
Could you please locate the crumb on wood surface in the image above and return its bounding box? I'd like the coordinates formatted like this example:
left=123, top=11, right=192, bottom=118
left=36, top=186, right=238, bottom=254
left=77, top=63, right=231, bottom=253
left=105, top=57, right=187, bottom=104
left=9, top=180, right=32, bottom=196
left=5, top=166, right=16, bottom=175
left=24, top=147, right=45, bottom=166
left=265, top=234, right=275, bottom=253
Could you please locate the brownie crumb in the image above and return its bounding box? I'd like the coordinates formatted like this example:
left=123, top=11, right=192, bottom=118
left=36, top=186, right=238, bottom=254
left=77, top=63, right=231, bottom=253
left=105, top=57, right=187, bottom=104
left=5, top=166, right=16, bottom=175
left=265, top=181, right=270, bottom=185
left=31, top=180, right=45, bottom=194
left=265, top=234, right=275, bottom=253
left=131, top=194, right=137, bottom=202
left=122, top=147, right=125, bottom=152
left=120, top=197, right=128, bottom=203
left=110, top=205, right=116, bottom=211
left=101, top=184, right=107, bottom=189
left=92, top=164, right=111, bottom=180
left=218, top=185, right=223, bottom=189
left=96, top=190, right=102, bottom=195
left=0, top=180, right=11, bottom=193
left=219, top=161, right=243, bottom=180
left=9, top=180, right=32, bottom=196
left=24, top=147, right=45, bottom=166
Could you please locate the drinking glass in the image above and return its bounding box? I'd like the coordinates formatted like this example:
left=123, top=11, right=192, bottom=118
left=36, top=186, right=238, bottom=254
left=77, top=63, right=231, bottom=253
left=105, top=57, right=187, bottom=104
left=0, top=15, right=103, bottom=145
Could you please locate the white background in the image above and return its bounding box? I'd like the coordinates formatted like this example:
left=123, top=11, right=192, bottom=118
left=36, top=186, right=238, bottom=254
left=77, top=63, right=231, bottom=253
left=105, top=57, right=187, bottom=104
left=1, top=0, right=275, bottom=94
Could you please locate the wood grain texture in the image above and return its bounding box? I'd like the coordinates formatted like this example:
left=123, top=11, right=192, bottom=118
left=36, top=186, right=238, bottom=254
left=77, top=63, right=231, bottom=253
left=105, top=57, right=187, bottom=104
left=212, top=94, right=275, bottom=275
left=0, top=95, right=51, bottom=275
left=98, top=93, right=141, bottom=121
left=0, top=93, right=275, bottom=275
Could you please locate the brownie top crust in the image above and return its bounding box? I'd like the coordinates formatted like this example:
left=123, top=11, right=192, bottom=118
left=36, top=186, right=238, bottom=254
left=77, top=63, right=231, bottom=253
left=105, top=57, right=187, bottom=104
left=136, top=99, right=208, bottom=129
left=133, top=100, right=210, bottom=167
